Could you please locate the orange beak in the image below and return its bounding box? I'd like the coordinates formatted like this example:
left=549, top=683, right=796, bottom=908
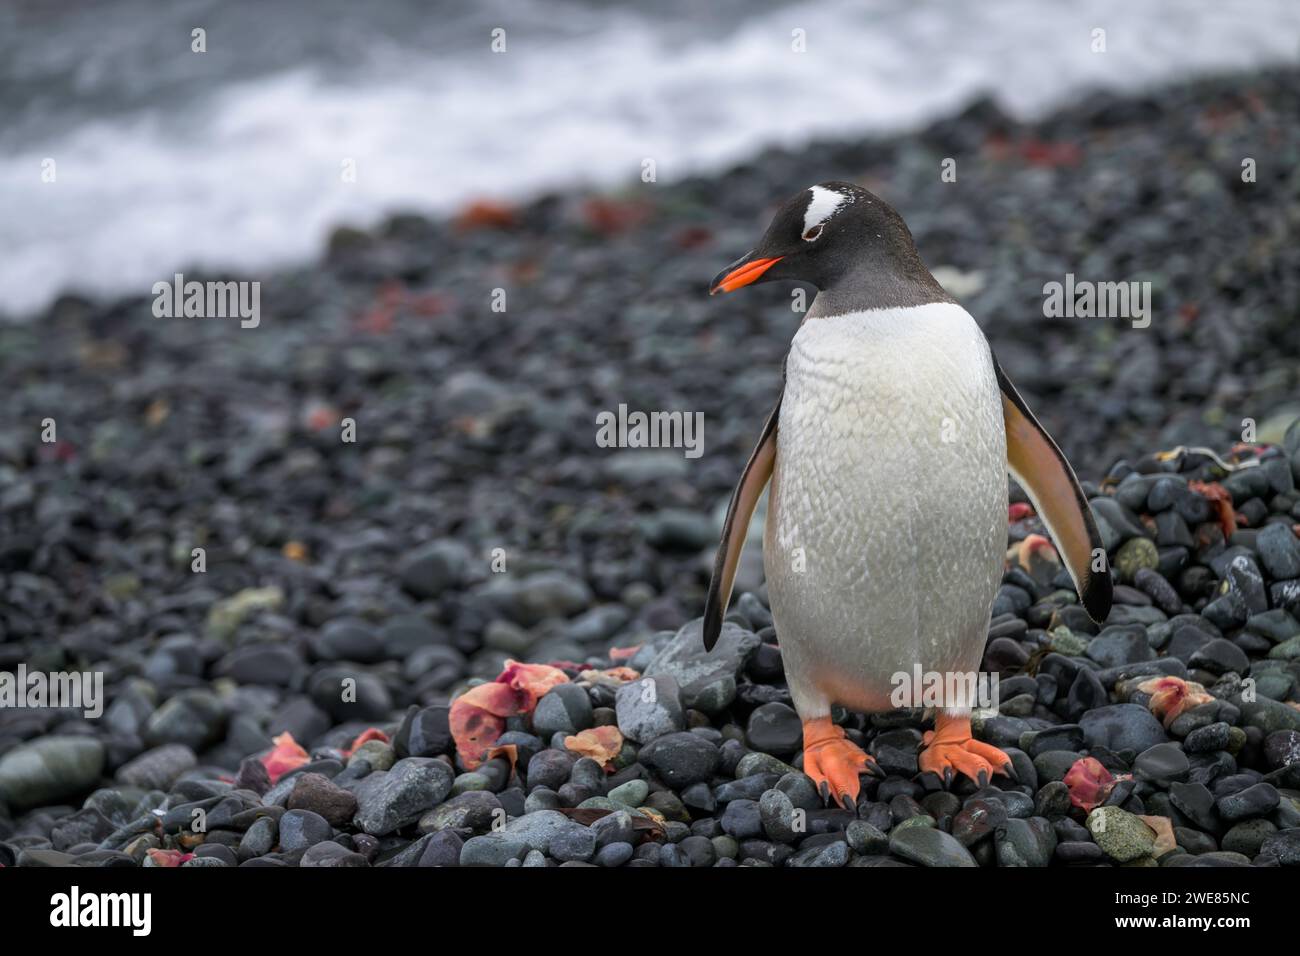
left=709, top=255, right=784, bottom=294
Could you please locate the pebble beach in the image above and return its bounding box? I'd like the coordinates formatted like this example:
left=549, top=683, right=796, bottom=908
left=1, top=66, right=1299, bottom=869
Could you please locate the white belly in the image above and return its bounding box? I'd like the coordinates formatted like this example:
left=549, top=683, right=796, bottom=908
left=764, top=303, right=1007, bottom=717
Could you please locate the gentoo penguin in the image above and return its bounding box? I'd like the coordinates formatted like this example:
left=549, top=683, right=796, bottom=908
left=704, top=182, right=1112, bottom=808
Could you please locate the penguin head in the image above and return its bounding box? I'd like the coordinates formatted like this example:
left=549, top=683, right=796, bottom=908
left=709, top=181, right=921, bottom=295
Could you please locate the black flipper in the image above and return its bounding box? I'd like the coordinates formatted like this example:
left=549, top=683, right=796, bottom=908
left=702, top=392, right=782, bottom=650
left=994, top=353, right=1113, bottom=624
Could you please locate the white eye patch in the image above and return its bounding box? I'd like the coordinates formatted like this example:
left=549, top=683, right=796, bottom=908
left=802, top=185, right=851, bottom=238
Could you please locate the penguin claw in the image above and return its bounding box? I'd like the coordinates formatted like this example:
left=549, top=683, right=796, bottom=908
left=801, top=717, right=877, bottom=809
left=919, top=714, right=1014, bottom=790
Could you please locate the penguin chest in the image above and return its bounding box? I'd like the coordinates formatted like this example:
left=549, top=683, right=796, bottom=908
left=763, top=303, right=1007, bottom=712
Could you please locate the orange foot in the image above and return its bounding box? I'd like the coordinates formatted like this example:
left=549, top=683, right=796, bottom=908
left=801, top=717, right=880, bottom=810
left=919, top=713, right=1014, bottom=788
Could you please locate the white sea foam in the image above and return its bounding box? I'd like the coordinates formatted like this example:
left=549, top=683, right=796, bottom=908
left=1, top=0, right=1298, bottom=317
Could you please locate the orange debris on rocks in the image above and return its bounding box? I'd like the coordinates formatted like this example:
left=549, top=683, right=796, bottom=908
left=485, top=743, right=519, bottom=776
left=450, top=660, right=569, bottom=769
left=1136, top=676, right=1214, bottom=728
left=563, top=726, right=624, bottom=770
left=1227, top=442, right=1265, bottom=459
left=304, top=403, right=340, bottom=432
left=1138, top=814, right=1178, bottom=857
left=1063, top=756, right=1124, bottom=812
left=146, top=848, right=193, bottom=867
left=581, top=196, right=650, bottom=235
left=985, top=132, right=1081, bottom=167
left=599, top=666, right=641, bottom=683
left=455, top=198, right=518, bottom=231
left=1012, top=533, right=1060, bottom=581
left=1008, top=502, right=1035, bottom=522
left=354, top=280, right=452, bottom=332
left=144, top=398, right=170, bottom=427
left=577, top=666, right=642, bottom=689
left=673, top=225, right=713, bottom=249
left=1188, top=480, right=1236, bottom=537
left=282, top=541, right=308, bottom=561
left=260, top=731, right=310, bottom=783
left=343, top=727, right=389, bottom=757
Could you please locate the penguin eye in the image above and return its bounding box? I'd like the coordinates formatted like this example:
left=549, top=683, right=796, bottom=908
left=802, top=224, right=823, bottom=241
